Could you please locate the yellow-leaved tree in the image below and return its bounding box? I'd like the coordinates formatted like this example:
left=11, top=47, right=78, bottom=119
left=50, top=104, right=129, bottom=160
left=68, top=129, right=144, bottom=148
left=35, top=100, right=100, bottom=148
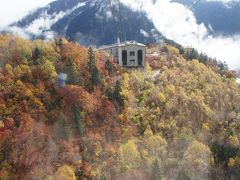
left=119, top=139, right=141, bottom=171
left=53, top=165, right=76, bottom=180
left=181, top=140, right=213, bottom=180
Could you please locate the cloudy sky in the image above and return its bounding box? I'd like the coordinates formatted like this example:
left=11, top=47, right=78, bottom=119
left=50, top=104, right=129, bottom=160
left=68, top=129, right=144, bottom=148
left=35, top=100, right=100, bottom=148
left=0, top=0, right=239, bottom=70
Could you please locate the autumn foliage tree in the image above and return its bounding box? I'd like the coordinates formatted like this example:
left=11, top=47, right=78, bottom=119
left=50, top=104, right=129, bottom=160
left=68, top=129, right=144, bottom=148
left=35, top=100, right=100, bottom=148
left=0, top=34, right=240, bottom=180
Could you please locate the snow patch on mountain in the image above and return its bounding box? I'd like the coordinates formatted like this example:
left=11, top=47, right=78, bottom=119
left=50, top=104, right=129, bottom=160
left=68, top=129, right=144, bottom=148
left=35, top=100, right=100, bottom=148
left=7, top=2, right=87, bottom=39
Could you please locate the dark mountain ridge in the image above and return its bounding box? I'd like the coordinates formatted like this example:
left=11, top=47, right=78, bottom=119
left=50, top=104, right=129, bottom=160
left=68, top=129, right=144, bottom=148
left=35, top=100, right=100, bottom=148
left=11, top=0, right=163, bottom=46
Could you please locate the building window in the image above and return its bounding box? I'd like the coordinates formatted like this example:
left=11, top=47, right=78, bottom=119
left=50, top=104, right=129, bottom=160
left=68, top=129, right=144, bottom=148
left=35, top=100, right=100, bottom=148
left=138, top=50, right=143, bottom=66
left=122, top=50, right=127, bottom=66
left=130, top=51, right=135, bottom=56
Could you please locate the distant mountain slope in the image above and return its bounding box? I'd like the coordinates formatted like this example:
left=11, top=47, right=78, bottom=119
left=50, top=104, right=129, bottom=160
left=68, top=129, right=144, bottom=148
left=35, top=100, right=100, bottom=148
left=176, top=0, right=240, bottom=36
left=9, top=0, right=163, bottom=46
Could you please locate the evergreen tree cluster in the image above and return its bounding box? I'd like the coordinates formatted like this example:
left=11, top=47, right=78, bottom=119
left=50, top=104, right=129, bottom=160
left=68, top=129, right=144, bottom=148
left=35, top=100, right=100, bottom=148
left=87, top=47, right=101, bottom=90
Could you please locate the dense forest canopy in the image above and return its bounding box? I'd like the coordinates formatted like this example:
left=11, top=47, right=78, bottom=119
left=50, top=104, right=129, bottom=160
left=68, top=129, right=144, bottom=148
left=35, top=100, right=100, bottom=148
left=0, top=34, right=240, bottom=179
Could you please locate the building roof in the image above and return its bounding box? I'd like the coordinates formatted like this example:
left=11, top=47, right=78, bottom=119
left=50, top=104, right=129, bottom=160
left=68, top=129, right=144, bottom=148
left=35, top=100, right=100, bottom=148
left=98, top=40, right=146, bottom=50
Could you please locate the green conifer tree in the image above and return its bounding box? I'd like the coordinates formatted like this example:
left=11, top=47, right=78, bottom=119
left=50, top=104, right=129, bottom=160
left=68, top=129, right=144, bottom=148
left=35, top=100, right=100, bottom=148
left=87, top=47, right=96, bottom=69
left=113, top=80, right=124, bottom=106
left=64, top=59, right=80, bottom=85
left=32, top=47, right=41, bottom=65
left=87, top=47, right=101, bottom=89
left=58, top=112, right=71, bottom=139
left=105, top=59, right=114, bottom=76
left=72, top=104, right=84, bottom=136
left=90, top=66, right=101, bottom=86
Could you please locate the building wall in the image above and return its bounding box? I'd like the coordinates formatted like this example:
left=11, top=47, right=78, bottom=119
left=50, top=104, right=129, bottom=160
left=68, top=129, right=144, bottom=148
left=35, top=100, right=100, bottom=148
left=105, top=47, right=119, bottom=64
left=120, top=45, right=146, bottom=67
left=102, top=44, right=146, bottom=67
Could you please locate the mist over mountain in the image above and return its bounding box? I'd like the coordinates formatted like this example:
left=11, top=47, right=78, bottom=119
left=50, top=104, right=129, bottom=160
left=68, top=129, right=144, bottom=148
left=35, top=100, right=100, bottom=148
left=176, top=0, right=240, bottom=36
left=119, top=0, right=240, bottom=71
left=8, top=0, right=163, bottom=46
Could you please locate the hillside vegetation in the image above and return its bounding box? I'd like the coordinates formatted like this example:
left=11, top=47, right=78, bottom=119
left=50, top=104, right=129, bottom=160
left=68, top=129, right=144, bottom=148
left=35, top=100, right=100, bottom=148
left=0, top=34, right=240, bottom=180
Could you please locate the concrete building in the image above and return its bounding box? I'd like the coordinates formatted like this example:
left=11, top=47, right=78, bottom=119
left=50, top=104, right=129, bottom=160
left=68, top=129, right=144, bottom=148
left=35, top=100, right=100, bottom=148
left=98, top=40, right=146, bottom=67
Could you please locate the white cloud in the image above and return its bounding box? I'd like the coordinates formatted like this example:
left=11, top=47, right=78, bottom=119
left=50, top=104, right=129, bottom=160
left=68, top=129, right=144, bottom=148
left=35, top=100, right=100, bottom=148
left=140, top=29, right=150, bottom=37
left=0, top=0, right=55, bottom=29
left=6, top=2, right=86, bottom=40
left=120, top=0, right=240, bottom=70
left=106, top=11, right=113, bottom=19
left=5, top=26, right=31, bottom=39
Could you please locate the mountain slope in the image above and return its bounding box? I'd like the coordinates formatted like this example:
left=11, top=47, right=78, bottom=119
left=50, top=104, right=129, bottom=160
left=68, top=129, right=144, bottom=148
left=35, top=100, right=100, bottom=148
left=0, top=34, right=240, bottom=179
left=176, top=0, right=240, bottom=36
left=10, top=0, right=163, bottom=46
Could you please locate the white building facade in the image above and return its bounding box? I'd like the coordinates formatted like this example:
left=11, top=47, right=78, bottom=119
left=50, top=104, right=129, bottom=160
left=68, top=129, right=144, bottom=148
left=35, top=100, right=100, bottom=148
left=99, top=41, right=146, bottom=67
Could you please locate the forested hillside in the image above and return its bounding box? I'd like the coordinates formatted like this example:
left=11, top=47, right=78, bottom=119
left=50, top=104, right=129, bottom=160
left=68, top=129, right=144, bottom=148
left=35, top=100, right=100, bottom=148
left=0, top=34, right=240, bottom=180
